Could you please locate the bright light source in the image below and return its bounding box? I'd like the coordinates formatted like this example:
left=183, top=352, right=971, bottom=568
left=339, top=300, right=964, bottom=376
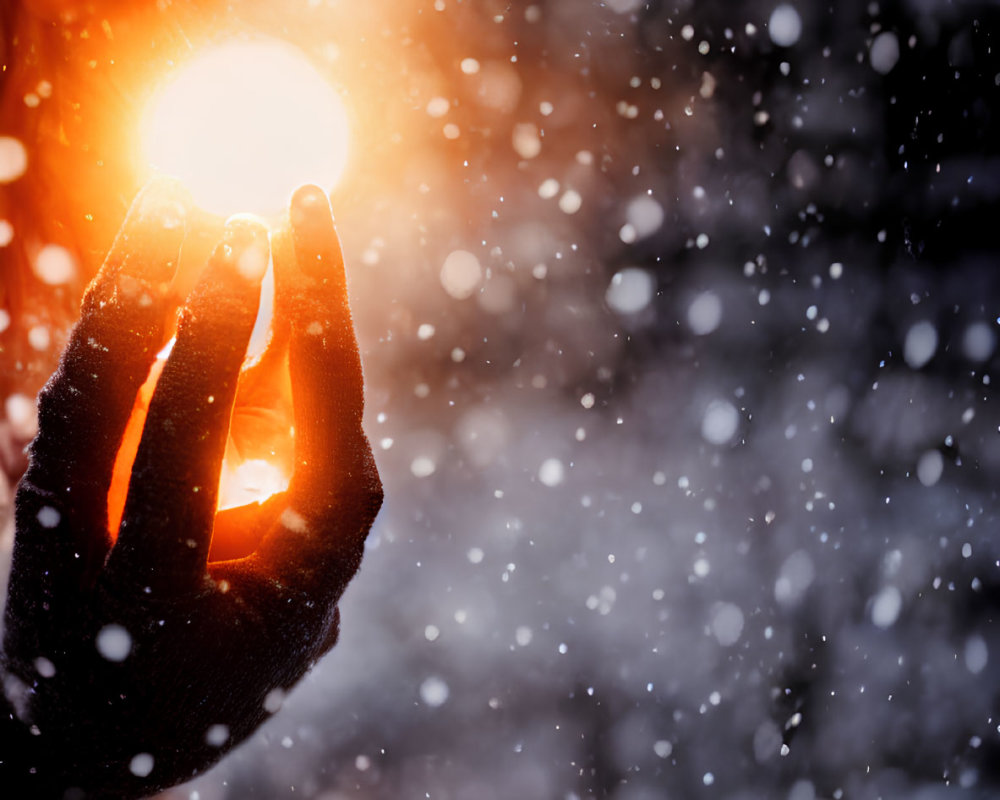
left=141, top=39, right=349, bottom=217
left=218, top=458, right=289, bottom=511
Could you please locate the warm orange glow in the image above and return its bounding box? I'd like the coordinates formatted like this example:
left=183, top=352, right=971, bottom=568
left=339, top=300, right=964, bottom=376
left=217, top=458, right=289, bottom=511
left=108, top=356, right=165, bottom=539
left=140, top=38, right=350, bottom=218
left=107, top=336, right=292, bottom=541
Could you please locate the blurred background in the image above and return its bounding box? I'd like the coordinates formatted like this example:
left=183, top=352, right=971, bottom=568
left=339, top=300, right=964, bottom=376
left=2, top=0, right=1000, bottom=798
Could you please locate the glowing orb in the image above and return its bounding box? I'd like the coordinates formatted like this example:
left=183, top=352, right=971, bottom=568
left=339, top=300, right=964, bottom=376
left=141, top=39, right=349, bottom=217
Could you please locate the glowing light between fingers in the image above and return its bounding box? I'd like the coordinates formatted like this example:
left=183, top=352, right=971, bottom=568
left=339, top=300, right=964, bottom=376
left=141, top=39, right=349, bottom=218
left=218, top=458, right=289, bottom=511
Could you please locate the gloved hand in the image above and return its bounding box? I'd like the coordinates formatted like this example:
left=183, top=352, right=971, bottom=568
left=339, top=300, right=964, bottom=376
left=0, top=180, right=382, bottom=799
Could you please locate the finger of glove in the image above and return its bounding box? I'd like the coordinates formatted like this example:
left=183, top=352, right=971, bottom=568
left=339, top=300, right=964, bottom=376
left=105, top=218, right=269, bottom=597
left=253, top=187, right=382, bottom=602
left=13, top=178, right=187, bottom=603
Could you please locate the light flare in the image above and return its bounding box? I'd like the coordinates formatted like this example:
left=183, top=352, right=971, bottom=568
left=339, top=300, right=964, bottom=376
left=217, top=459, right=289, bottom=511
left=140, top=38, right=350, bottom=217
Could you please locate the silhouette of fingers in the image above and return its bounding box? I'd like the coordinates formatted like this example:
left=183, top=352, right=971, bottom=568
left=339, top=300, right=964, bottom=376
left=13, top=178, right=188, bottom=592
left=105, top=218, right=269, bottom=596
left=254, top=187, right=381, bottom=602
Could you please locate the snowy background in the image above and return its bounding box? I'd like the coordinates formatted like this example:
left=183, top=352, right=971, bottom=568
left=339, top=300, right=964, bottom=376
left=3, top=1, right=1000, bottom=798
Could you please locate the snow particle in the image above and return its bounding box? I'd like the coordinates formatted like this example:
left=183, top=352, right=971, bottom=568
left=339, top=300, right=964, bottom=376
left=205, top=724, right=230, bottom=747
left=263, top=688, right=286, bottom=713
left=425, top=624, right=440, bottom=642
left=687, top=291, right=722, bottom=335
left=129, top=753, right=154, bottom=778
left=775, top=550, right=815, bottom=606
left=36, top=506, right=61, bottom=529
left=624, top=195, right=664, bottom=240
left=512, top=122, right=541, bottom=159
left=515, top=626, right=533, bottom=646
left=538, top=458, right=565, bottom=487
left=768, top=5, right=802, bottom=47
left=96, top=624, right=132, bottom=662
left=410, top=456, right=437, bottom=478
left=426, top=96, right=450, bottom=118
left=440, top=250, right=482, bottom=299
left=28, top=324, right=51, bottom=351
left=586, top=585, right=617, bottom=614
left=460, top=58, right=480, bottom=75
left=711, top=602, right=745, bottom=646
left=869, top=32, right=900, bottom=74
left=916, top=450, right=944, bottom=487
left=653, top=739, right=673, bottom=758
left=558, top=189, right=583, bottom=215
left=701, top=399, right=739, bottom=445
left=0, top=136, right=28, bottom=183
left=538, top=178, right=560, bottom=199
left=962, top=321, right=996, bottom=362
left=420, top=675, right=450, bottom=707
left=34, top=244, right=76, bottom=286
left=34, top=657, right=56, bottom=678
left=5, top=393, right=37, bottom=440
left=903, top=321, right=938, bottom=368
left=871, top=585, right=902, bottom=628
left=605, top=268, right=655, bottom=315
left=964, top=635, right=988, bottom=675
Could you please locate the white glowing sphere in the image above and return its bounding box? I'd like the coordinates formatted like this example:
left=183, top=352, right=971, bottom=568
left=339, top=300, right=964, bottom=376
left=141, top=39, right=349, bottom=218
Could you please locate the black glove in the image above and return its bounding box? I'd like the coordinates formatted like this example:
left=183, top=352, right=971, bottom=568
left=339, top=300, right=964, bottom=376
left=0, top=180, right=382, bottom=799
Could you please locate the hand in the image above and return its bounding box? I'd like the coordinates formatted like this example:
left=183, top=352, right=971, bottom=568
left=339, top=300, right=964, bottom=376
left=0, top=180, right=383, bottom=799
